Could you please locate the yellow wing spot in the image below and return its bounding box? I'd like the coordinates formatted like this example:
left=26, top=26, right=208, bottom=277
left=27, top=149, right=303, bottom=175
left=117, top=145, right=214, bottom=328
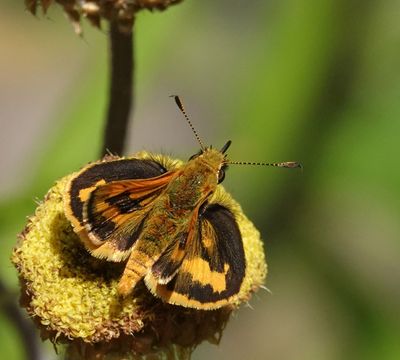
left=202, top=236, right=213, bottom=249
left=182, top=258, right=229, bottom=293
left=144, top=274, right=233, bottom=310
left=78, top=180, right=106, bottom=202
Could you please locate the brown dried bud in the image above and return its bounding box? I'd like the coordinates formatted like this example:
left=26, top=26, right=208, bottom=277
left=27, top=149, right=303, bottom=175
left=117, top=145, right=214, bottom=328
left=25, top=0, right=183, bottom=34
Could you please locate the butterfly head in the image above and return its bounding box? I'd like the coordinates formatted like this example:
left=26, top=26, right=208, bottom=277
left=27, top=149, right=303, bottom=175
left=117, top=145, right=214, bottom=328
left=188, top=140, right=231, bottom=185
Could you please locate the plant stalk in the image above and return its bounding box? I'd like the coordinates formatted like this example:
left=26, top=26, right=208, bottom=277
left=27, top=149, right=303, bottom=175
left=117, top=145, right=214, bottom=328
left=102, top=22, right=134, bottom=156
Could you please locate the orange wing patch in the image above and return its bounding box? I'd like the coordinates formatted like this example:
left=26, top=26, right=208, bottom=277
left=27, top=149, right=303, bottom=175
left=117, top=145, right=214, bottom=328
left=65, top=158, right=174, bottom=262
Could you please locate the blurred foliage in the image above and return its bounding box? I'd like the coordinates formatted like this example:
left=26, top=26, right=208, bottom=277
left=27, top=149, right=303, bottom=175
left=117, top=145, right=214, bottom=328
left=1, top=0, right=399, bottom=359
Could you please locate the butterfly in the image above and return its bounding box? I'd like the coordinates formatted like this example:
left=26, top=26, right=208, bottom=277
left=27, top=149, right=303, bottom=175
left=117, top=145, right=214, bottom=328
left=64, top=96, right=300, bottom=310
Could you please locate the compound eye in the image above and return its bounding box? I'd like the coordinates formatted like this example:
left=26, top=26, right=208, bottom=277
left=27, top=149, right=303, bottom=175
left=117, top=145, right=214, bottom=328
left=218, top=168, right=226, bottom=184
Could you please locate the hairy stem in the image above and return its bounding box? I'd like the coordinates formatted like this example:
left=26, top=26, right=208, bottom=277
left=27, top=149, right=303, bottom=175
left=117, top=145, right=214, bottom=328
left=102, top=22, right=134, bottom=156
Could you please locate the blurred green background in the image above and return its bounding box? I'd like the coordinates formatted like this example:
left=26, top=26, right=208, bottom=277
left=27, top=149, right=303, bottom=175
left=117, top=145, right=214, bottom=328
left=1, top=0, right=400, bottom=359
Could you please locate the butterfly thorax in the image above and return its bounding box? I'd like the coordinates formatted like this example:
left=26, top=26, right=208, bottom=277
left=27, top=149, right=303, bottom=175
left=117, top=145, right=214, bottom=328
left=165, top=148, right=225, bottom=212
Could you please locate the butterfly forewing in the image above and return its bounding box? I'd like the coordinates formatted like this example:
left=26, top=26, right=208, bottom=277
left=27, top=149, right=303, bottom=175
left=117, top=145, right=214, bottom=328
left=66, top=159, right=167, bottom=228
left=65, top=159, right=172, bottom=260
left=84, top=174, right=174, bottom=240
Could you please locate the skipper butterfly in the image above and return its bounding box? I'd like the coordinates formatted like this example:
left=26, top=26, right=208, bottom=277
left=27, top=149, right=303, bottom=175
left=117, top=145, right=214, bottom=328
left=64, top=96, right=300, bottom=310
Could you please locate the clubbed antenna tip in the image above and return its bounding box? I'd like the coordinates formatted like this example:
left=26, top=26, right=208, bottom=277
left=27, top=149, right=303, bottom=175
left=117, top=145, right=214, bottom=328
left=228, top=160, right=303, bottom=170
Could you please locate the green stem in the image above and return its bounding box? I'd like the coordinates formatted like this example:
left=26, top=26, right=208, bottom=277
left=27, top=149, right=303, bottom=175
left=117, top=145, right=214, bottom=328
left=102, top=22, right=134, bottom=156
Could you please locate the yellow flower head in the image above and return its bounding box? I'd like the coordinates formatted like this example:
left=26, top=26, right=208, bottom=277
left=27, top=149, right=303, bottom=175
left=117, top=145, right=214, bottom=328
left=11, top=152, right=267, bottom=358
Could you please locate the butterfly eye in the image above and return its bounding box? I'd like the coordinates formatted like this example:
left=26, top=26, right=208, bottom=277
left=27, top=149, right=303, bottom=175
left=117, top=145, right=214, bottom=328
left=218, top=169, right=226, bottom=184
left=189, top=150, right=203, bottom=161
left=218, top=164, right=228, bottom=184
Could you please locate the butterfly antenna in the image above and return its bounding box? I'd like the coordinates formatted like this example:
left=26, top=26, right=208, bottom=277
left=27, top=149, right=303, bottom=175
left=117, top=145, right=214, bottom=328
left=228, top=160, right=303, bottom=170
left=171, top=95, right=205, bottom=150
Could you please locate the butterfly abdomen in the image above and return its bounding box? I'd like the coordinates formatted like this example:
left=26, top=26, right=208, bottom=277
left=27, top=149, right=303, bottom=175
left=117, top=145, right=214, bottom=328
left=117, top=205, right=191, bottom=296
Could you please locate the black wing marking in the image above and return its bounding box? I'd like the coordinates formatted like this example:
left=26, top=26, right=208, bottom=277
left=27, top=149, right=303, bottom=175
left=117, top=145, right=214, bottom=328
left=150, top=231, right=188, bottom=284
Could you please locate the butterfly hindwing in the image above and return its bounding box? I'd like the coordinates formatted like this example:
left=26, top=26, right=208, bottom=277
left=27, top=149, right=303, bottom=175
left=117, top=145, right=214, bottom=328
left=150, top=209, right=200, bottom=284
left=150, top=231, right=188, bottom=284
left=145, top=204, right=246, bottom=309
